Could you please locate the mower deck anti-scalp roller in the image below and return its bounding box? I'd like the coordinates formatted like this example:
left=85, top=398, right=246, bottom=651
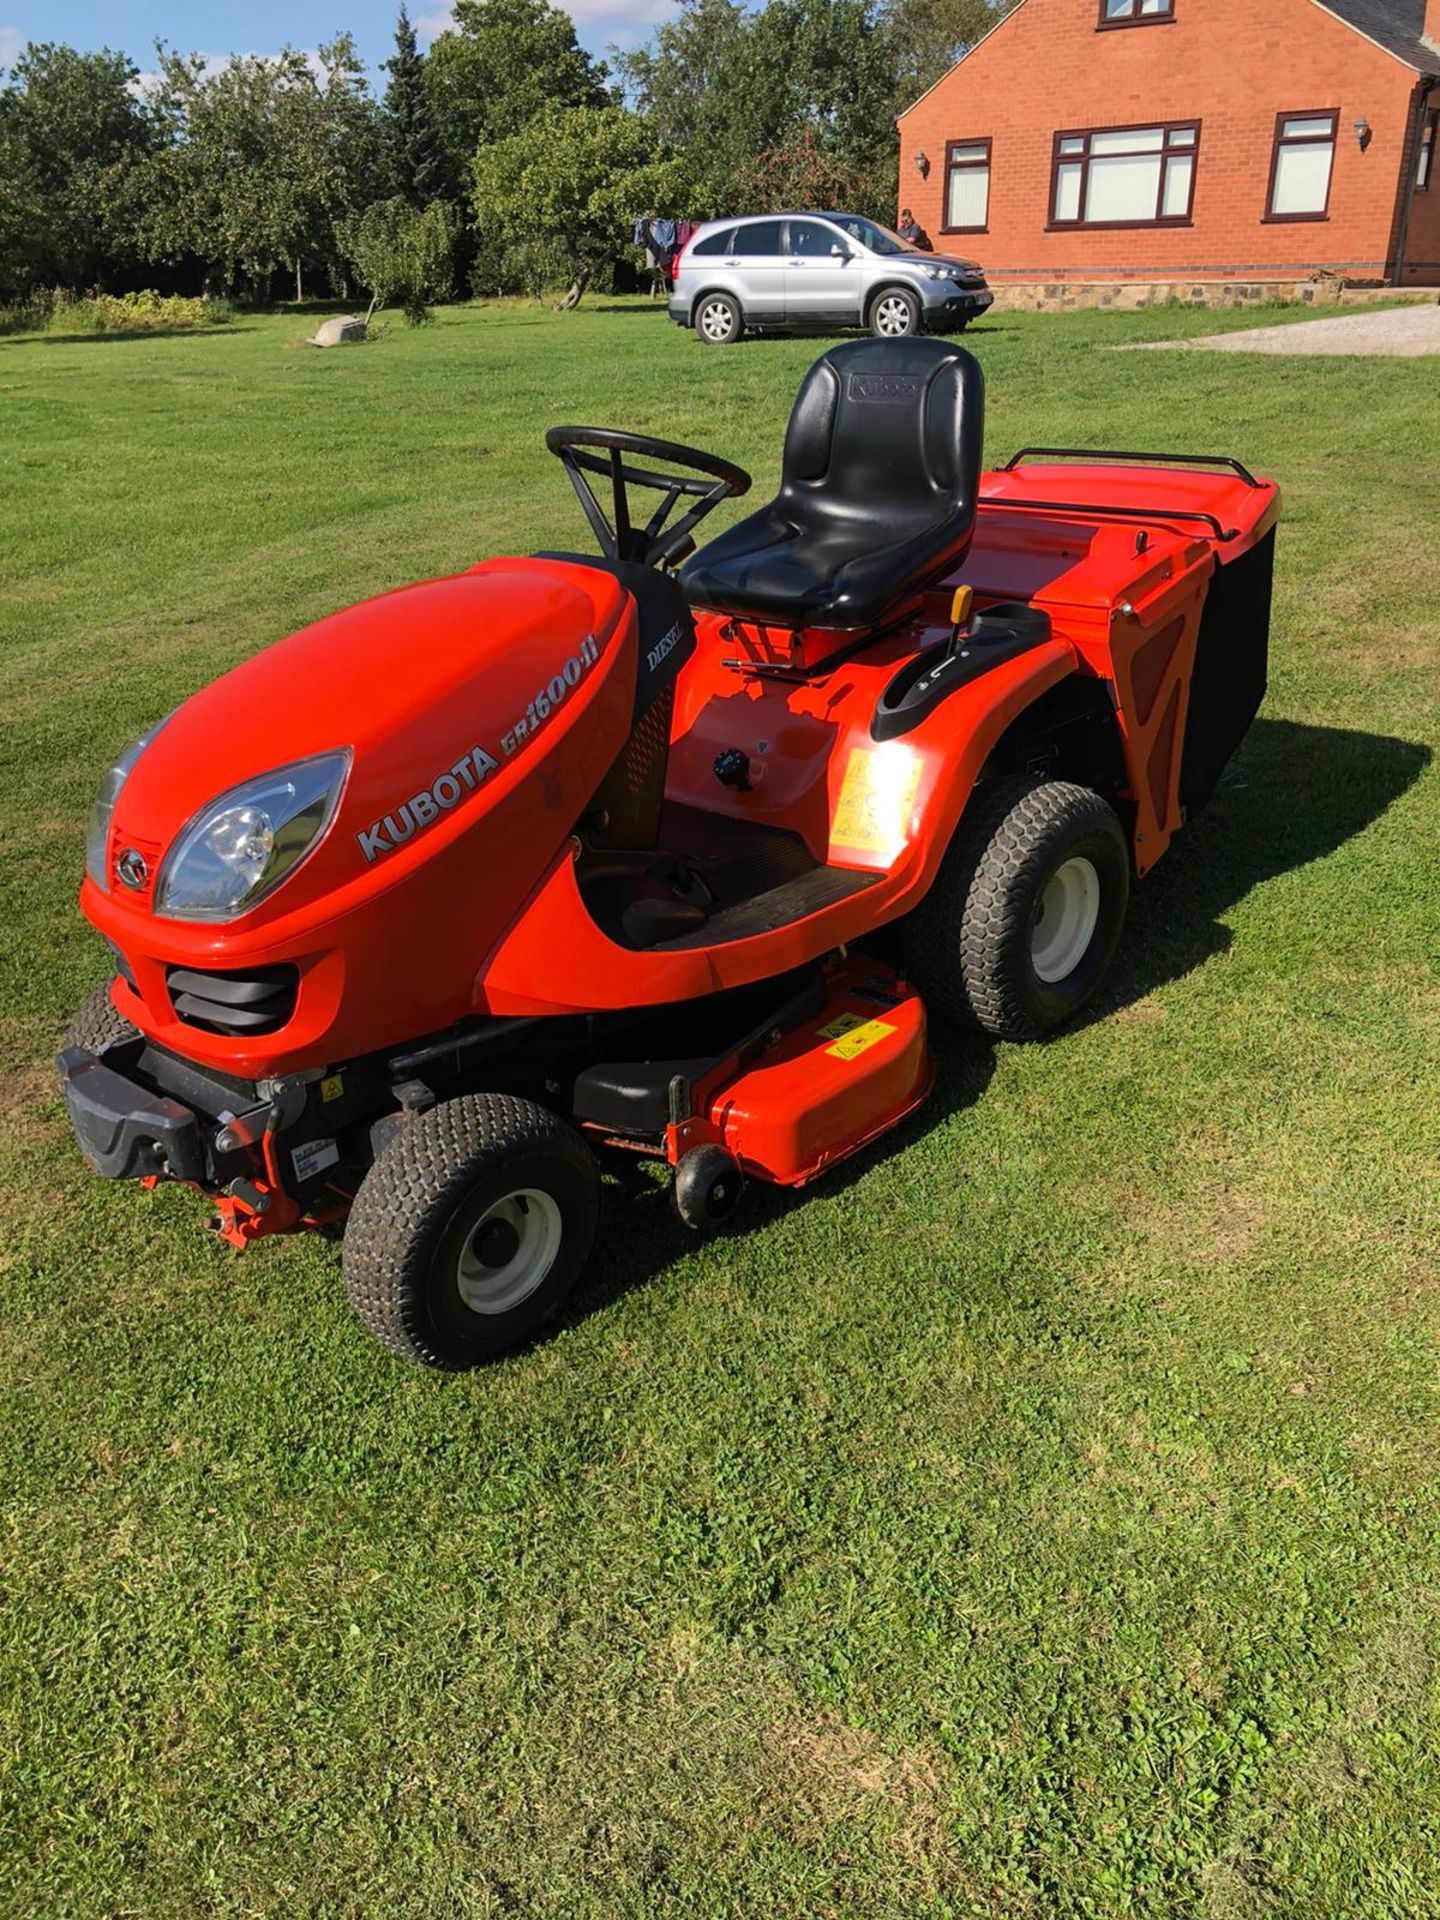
left=59, top=337, right=1280, bottom=1368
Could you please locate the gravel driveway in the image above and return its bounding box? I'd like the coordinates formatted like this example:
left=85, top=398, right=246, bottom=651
left=1127, top=301, right=1440, bottom=357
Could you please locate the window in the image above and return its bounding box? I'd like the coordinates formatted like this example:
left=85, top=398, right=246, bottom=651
left=788, top=219, right=845, bottom=257
left=831, top=214, right=909, bottom=255
left=1050, top=122, right=1198, bottom=228
left=1098, top=0, right=1174, bottom=24
left=1266, top=112, right=1337, bottom=221
left=1418, top=109, right=1438, bottom=192
left=691, top=228, right=734, bottom=256
left=944, top=140, right=991, bottom=232
left=734, top=221, right=784, bottom=256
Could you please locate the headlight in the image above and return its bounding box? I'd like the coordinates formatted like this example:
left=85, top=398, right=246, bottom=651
left=922, top=266, right=956, bottom=281
left=85, top=722, right=168, bottom=892
left=155, top=751, right=351, bottom=920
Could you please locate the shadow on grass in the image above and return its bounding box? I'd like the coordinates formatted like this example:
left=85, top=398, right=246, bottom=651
left=1087, top=713, right=1430, bottom=1029
left=711, top=323, right=1021, bottom=347
left=552, top=713, right=1429, bottom=1340
left=1, top=326, right=255, bottom=347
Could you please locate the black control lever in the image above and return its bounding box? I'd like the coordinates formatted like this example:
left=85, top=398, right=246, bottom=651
left=871, top=600, right=1054, bottom=743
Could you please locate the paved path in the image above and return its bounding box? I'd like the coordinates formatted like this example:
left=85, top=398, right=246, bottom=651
left=1126, top=302, right=1440, bottom=357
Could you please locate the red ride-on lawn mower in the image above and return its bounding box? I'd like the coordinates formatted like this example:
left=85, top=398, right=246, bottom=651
left=60, top=338, right=1280, bottom=1369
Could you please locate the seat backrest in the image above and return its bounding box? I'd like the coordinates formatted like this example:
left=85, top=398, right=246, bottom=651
left=779, top=336, right=984, bottom=536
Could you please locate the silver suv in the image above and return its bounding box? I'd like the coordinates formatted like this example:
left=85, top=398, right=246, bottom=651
left=668, top=212, right=993, bottom=346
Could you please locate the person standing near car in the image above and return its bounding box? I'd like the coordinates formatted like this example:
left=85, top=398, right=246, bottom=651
left=897, top=208, right=932, bottom=251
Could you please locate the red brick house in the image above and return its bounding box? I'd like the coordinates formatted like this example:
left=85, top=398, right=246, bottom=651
left=897, top=0, right=1440, bottom=289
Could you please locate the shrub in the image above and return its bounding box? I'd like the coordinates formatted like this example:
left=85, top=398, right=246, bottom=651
left=0, top=287, right=66, bottom=335
left=46, top=291, right=233, bottom=335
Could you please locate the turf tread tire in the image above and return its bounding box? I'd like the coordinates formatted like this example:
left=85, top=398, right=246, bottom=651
left=343, top=1093, right=598, bottom=1371
left=62, top=983, right=140, bottom=1059
left=904, top=776, right=1129, bottom=1042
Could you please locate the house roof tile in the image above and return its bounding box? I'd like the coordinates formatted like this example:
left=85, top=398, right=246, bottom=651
left=1317, top=0, right=1440, bottom=71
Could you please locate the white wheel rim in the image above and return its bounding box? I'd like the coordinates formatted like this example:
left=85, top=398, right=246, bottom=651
left=455, top=1188, right=562, bottom=1315
left=875, top=296, right=912, bottom=336
left=1030, top=857, right=1101, bottom=985
left=699, top=299, right=734, bottom=341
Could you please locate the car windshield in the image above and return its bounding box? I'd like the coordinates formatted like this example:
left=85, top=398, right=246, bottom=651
left=830, top=215, right=913, bottom=257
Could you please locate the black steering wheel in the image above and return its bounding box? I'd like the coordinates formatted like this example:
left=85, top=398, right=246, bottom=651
left=545, top=426, right=751, bottom=571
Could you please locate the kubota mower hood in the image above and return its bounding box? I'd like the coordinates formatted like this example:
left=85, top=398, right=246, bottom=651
left=95, top=561, right=636, bottom=932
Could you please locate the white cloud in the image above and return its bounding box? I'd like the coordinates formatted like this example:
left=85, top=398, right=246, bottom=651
left=0, top=23, right=24, bottom=69
left=414, top=7, right=456, bottom=40
left=565, top=0, right=676, bottom=21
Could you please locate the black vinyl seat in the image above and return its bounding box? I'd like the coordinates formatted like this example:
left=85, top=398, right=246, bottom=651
left=679, top=336, right=985, bottom=632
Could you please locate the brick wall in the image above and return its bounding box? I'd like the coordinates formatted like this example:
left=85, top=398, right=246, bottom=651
left=898, top=0, right=1434, bottom=285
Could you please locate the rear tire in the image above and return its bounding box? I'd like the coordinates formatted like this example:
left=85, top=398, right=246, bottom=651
left=694, top=291, right=743, bottom=345
left=869, top=287, right=922, bottom=338
left=343, top=1093, right=599, bottom=1370
left=904, top=778, right=1130, bottom=1041
left=61, top=981, right=140, bottom=1060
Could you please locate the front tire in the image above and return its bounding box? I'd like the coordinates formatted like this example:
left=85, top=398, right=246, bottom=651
left=343, top=1093, right=599, bottom=1370
left=869, top=287, right=922, bottom=338
left=694, top=291, right=743, bottom=345
left=904, top=778, right=1130, bottom=1041
left=61, top=981, right=140, bottom=1059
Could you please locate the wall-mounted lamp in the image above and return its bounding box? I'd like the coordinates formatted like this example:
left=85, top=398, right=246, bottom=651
left=914, top=150, right=930, bottom=178
left=1354, top=117, right=1372, bottom=151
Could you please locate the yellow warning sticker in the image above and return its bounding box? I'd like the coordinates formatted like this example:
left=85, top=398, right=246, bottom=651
left=831, top=745, right=922, bottom=856
left=320, top=1073, right=345, bottom=1103
left=819, top=1012, right=897, bottom=1060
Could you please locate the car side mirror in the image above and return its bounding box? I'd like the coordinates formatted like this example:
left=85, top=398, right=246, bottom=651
left=830, top=244, right=853, bottom=259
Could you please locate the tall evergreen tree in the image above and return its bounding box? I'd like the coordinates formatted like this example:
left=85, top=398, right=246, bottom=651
left=383, top=6, right=448, bottom=207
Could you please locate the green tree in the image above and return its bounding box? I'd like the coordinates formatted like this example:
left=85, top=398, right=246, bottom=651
left=340, top=195, right=455, bottom=323
left=130, top=39, right=382, bottom=303
left=471, top=102, right=680, bottom=307
left=0, top=42, right=157, bottom=290
left=881, top=0, right=1018, bottom=108
left=309, top=36, right=388, bottom=297
left=425, top=0, right=610, bottom=174
left=613, top=0, right=748, bottom=150
left=729, top=0, right=899, bottom=209
left=617, top=0, right=900, bottom=220
left=383, top=6, right=450, bottom=207
left=0, top=118, right=47, bottom=294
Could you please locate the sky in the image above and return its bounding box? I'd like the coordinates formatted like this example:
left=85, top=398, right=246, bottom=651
left=0, top=0, right=680, bottom=81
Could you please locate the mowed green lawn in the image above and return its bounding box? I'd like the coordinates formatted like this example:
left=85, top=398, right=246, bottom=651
left=1, top=296, right=1437, bottom=1919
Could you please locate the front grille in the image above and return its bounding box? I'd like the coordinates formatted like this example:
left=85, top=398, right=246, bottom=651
left=166, top=963, right=299, bottom=1037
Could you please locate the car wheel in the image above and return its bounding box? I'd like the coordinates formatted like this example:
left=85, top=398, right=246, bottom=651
left=870, top=287, right=922, bottom=338
left=694, top=292, right=743, bottom=345
left=903, top=777, right=1130, bottom=1041
left=343, top=1093, right=599, bottom=1369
